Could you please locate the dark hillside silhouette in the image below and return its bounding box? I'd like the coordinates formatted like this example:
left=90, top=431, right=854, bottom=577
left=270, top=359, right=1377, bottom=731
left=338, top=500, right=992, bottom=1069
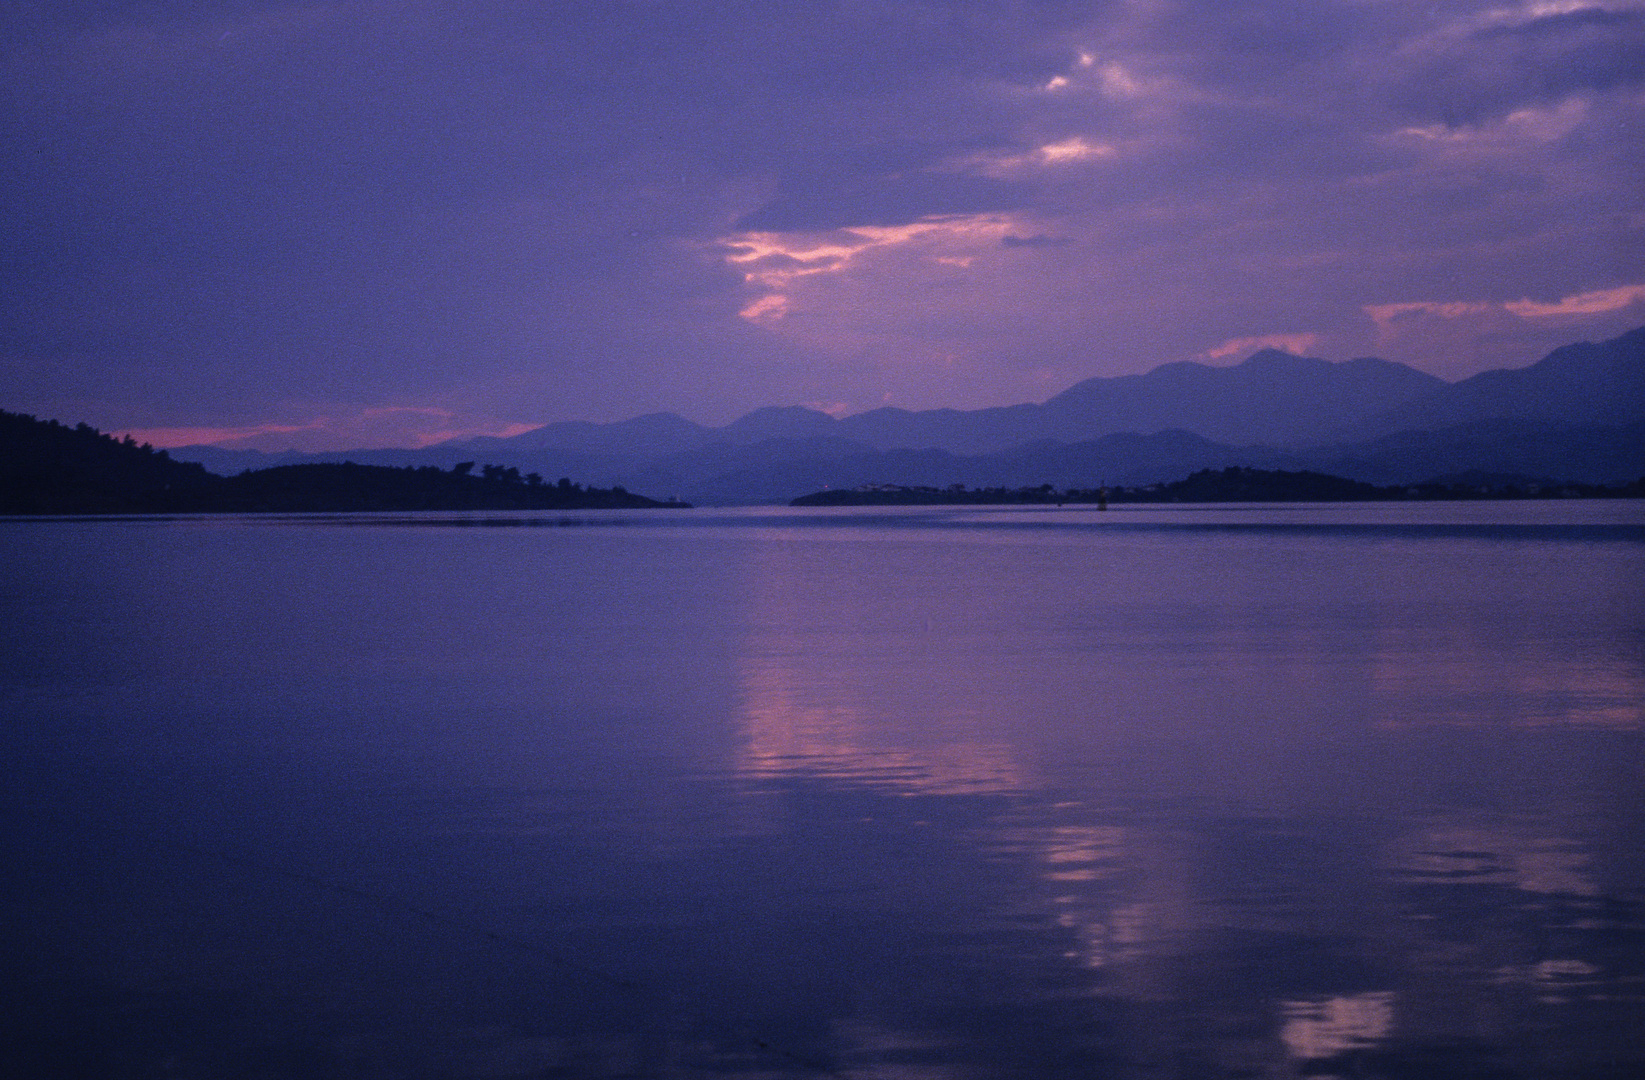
left=0, top=410, right=686, bottom=514
left=212, top=462, right=680, bottom=512
left=1, top=410, right=218, bottom=513
left=791, top=466, right=1645, bottom=506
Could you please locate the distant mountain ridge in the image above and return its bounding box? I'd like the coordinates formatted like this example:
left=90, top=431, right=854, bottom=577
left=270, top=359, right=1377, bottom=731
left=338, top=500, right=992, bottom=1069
left=464, top=347, right=1448, bottom=457
left=166, top=327, right=1645, bottom=504
left=1359, top=326, right=1645, bottom=435
left=1031, top=350, right=1447, bottom=448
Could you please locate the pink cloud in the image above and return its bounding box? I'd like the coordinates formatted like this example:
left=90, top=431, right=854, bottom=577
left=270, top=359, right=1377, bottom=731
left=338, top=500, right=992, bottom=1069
left=119, top=407, right=540, bottom=452
left=1366, top=285, right=1645, bottom=329
left=115, top=422, right=307, bottom=449
left=802, top=400, right=853, bottom=419
left=1504, top=284, right=1645, bottom=319
left=1204, top=332, right=1320, bottom=361
left=1363, top=301, right=1496, bottom=328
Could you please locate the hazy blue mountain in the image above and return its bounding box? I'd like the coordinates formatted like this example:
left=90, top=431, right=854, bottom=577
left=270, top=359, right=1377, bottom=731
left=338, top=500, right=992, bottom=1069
left=161, top=328, right=1644, bottom=503
left=1296, top=419, right=1645, bottom=487
left=612, top=435, right=871, bottom=503
left=822, top=352, right=1442, bottom=452
left=715, top=405, right=842, bottom=443
left=834, top=402, right=1048, bottom=453
left=165, top=445, right=322, bottom=475
left=1357, top=326, right=1645, bottom=436
left=994, top=431, right=1298, bottom=488
left=442, top=343, right=1448, bottom=460
left=659, top=420, right=1644, bottom=504
left=659, top=431, right=1293, bottom=504
left=449, top=411, right=712, bottom=457
left=170, top=416, right=1643, bottom=506
left=1033, top=351, right=1445, bottom=448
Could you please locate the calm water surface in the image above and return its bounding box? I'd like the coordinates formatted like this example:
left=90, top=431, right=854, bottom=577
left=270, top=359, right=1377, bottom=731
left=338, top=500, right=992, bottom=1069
left=3, top=503, right=1643, bottom=1078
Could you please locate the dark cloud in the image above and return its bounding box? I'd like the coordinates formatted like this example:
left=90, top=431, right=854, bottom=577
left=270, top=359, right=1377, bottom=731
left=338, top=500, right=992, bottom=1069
left=0, top=1, right=1087, bottom=409
left=1392, top=5, right=1645, bottom=123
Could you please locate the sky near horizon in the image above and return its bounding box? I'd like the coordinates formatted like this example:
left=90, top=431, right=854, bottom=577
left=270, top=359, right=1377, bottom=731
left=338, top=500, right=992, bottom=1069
left=3, top=1, right=1643, bottom=451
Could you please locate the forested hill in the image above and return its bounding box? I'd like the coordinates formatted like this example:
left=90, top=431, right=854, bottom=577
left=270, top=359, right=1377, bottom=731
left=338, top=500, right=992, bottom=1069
left=791, top=466, right=1645, bottom=506
left=0, top=410, right=686, bottom=513
left=206, top=462, right=681, bottom=512
left=1, top=410, right=219, bottom=512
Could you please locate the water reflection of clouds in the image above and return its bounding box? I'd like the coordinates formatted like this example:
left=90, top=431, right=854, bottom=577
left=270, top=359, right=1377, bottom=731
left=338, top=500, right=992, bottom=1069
left=716, top=520, right=1645, bottom=1074
left=1363, top=585, right=1644, bottom=731
left=732, top=537, right=1030, bottom=797
left=736, top=654, right=1025, bottom=795
left=983, top=815, right=1203, bottom=996
left=1393, top=824, right=1599, bottom=896
left=1492, top=958, right=1608, bottom=1005
left=1386, top=813, right=1643, bottom=1025
left=1280, top=992, right=1396, bottom=1060
left=1371, top=648, right=1645, bottom=729
left=1041, top=824, right=1127, bottom=882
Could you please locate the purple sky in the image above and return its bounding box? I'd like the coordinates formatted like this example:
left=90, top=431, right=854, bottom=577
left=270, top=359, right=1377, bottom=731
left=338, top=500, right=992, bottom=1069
left=3, top=1, right=1642, bottom=451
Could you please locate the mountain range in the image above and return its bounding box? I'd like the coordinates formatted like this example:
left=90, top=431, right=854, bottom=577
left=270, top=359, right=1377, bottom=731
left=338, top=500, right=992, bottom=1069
left=173, top=326, right=1645, bottom=504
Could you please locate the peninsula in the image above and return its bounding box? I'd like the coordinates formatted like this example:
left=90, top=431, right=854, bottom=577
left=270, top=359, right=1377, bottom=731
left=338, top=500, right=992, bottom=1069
left=1, top=410, right=690, bottom=514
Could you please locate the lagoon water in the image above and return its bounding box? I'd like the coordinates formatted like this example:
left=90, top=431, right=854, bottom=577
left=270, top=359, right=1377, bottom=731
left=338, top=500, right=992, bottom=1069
left=3, top=503, right=1643, bottom=1078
